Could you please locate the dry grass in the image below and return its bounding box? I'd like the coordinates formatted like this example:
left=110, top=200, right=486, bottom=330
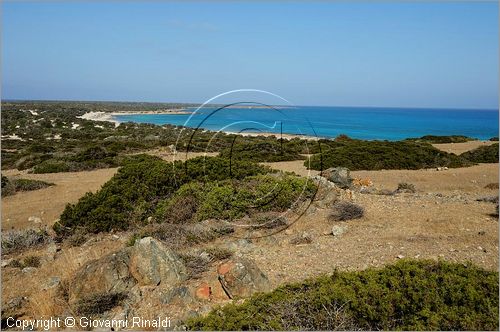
left=1, top=228, right=51, bottom=255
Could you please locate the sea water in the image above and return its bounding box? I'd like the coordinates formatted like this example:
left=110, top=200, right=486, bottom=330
left=113, top=106, right=499, bottom=141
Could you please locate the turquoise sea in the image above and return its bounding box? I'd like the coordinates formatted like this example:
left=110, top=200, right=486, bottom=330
left=113, top=106, right=499, bottom=141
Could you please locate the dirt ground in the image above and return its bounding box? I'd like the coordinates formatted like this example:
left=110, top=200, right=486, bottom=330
left=432, top=140, right=497, bottom=155
left=1, top=152, right=216, bottom=231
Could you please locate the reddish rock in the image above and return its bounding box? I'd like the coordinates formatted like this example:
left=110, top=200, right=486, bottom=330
left=195, top=282, right=211, bottom=300
left=217, top=262, right=234, bottom=275
left=217, top=257, right=270, bottom=298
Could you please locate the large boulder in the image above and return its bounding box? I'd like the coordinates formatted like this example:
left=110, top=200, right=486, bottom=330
left=216, top=257, right=270, bottom=298
left=70, top=250, right=136, bottom=303
left=322, top=167, right=352, bottom=189
left=129, top=237, right=187, bottom=287
left=70, top=237, right=187, bottom=304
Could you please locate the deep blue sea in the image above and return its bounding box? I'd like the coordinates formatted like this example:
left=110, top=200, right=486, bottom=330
left=114, top=106, right=499, bottom=141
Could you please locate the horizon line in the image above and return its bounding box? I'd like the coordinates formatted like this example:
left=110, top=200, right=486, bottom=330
left=1, top=98, right=498, bottom=111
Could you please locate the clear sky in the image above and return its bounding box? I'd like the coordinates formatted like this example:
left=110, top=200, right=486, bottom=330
left=2, top=1, right=498, bottom=109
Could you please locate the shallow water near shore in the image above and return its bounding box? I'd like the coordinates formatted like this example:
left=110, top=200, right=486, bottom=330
left=113, top=106, right=499, bottom=141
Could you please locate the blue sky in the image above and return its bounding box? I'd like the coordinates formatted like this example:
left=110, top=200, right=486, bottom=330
left=2, top=1, right=498, bottom=108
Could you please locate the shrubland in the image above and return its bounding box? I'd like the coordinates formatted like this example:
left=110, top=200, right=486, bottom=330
left=187, top=260, right=499, bottom=331
left=306, top=139, right=471, bottom=171
left=55, top=155, right=312, bottom=237
left=460, top=143, right=499, bottom=163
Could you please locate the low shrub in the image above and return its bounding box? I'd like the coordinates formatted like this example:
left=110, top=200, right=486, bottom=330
left=396, top=182, right=416, bottom=193
left=186, top=260, right=499, bottom=331
left=13, top=178, right=54, bottom=192
left=204, top=247, right=233, bottom=261
left=489, top=137, right=499, bottom=141
left=1, top=176, right=15, bottom=196
left=1, top=229, right=51, bottom=255
left=289, top=232, right=312, bottom=245
left=32, top=160, right=72, bottom=173
left=6, top=255, right=41, bottom=269
left=461, top=144, right=499, bottom=163
left=128, top=221, right=235, bottom=250
left=408, top=135, right=473, bottom=144
left=74, top=292, right=127, bottom=316
left=328, top=201, right=364, bottom=221
left=1, top=177, right=54, bottom=196
left=485, top=182, right=499, bottom=189
left=57, top=156, right=267, bottom=236
left=180, top=253, right=212, bottom=279
left=476, top=196, right=499, bottom=204
left=306, top=140, right=470, bottom=171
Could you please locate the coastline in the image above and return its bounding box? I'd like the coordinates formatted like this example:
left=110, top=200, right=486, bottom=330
left=78, top=111, right=321, bottom=140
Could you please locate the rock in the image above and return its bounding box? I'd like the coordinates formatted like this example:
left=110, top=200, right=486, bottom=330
left=195, top=282, right=211, bottom=300
left=322, top=167, right=353, bottom=189
left=1, top=259, right=13, bottom=268
left=310, top=176, right=339, bottom=209
left=217, top=257, right=271, bottom=298
left=41, top=277, right=61, bottom=290
left=112, top=234, right=120, bottom=240
left=396, top=255, right=405, bottom=259
left=70, top=250, right=136, bottom=303
left=28, top=216, right=42, bottom=224
left=331, top=225, right=348, bottom=237
left=22, top=267, right=37, bottom=274
left=129, top=237, right=187, bottom=287
left=161, top=286, right=193, bottom=304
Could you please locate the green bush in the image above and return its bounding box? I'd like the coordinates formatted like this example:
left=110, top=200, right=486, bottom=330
left=12, top=178, right=54, bottom=192
left=306, top=140, right=471, bottom=171
left=187, top=260, right=499, bottom=331
left=460, top=144, right=499, bottom=163
left=407, top=135, right=474, bottom=144
left=56, top=156, right=270, bottom=236
left=33, top=160, right=72, bottom=173
left=155, top=174, right=316, bottom=223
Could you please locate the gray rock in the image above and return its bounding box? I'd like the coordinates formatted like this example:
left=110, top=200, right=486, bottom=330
left=70, top=249, right=136, bottom=303
left=161, top=286, right=193, bottom=304
left=322, top=167, right=353, bottom=189
left=129, top=237, right=187, bottom=287
left=1, top=258, right=13, bottom=268
left=22, top=267, right=37, bottom=274
left=331, top=225, right=348, bottom=236
left=41, top=277, right=61, bottom=290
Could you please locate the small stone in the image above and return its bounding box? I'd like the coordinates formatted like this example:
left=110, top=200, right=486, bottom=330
left=22, top=267, right=37, bottom=274
left=42, top=277, right=61, bottom=290
left=331, top=225, right=348, bottom=237
left=284, top=229, right=293, bottom=235
left=28, top=216, right=42, bottom=224
left=1, top=259, right=13, bottom=268
left=478, top=246, right=483, bottom=251
left=112, top=234, right=120, bottom=240
left=396, top=255, right=405, bottom=259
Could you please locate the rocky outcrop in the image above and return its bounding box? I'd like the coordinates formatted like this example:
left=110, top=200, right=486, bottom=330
left=216, top=257, right=270, bottom=298
left=322, top=167, right=353, bottom=189
left=129, top=237, right=187, bottom=286
left=69, top=250, right=136, bottom=303
left=70, top=237, right=187, bottom=303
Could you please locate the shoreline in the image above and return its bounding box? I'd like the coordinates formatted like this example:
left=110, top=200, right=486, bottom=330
left=78, top=111, right=498, bottom=143
left=78, top=111, right=321, bottom=140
